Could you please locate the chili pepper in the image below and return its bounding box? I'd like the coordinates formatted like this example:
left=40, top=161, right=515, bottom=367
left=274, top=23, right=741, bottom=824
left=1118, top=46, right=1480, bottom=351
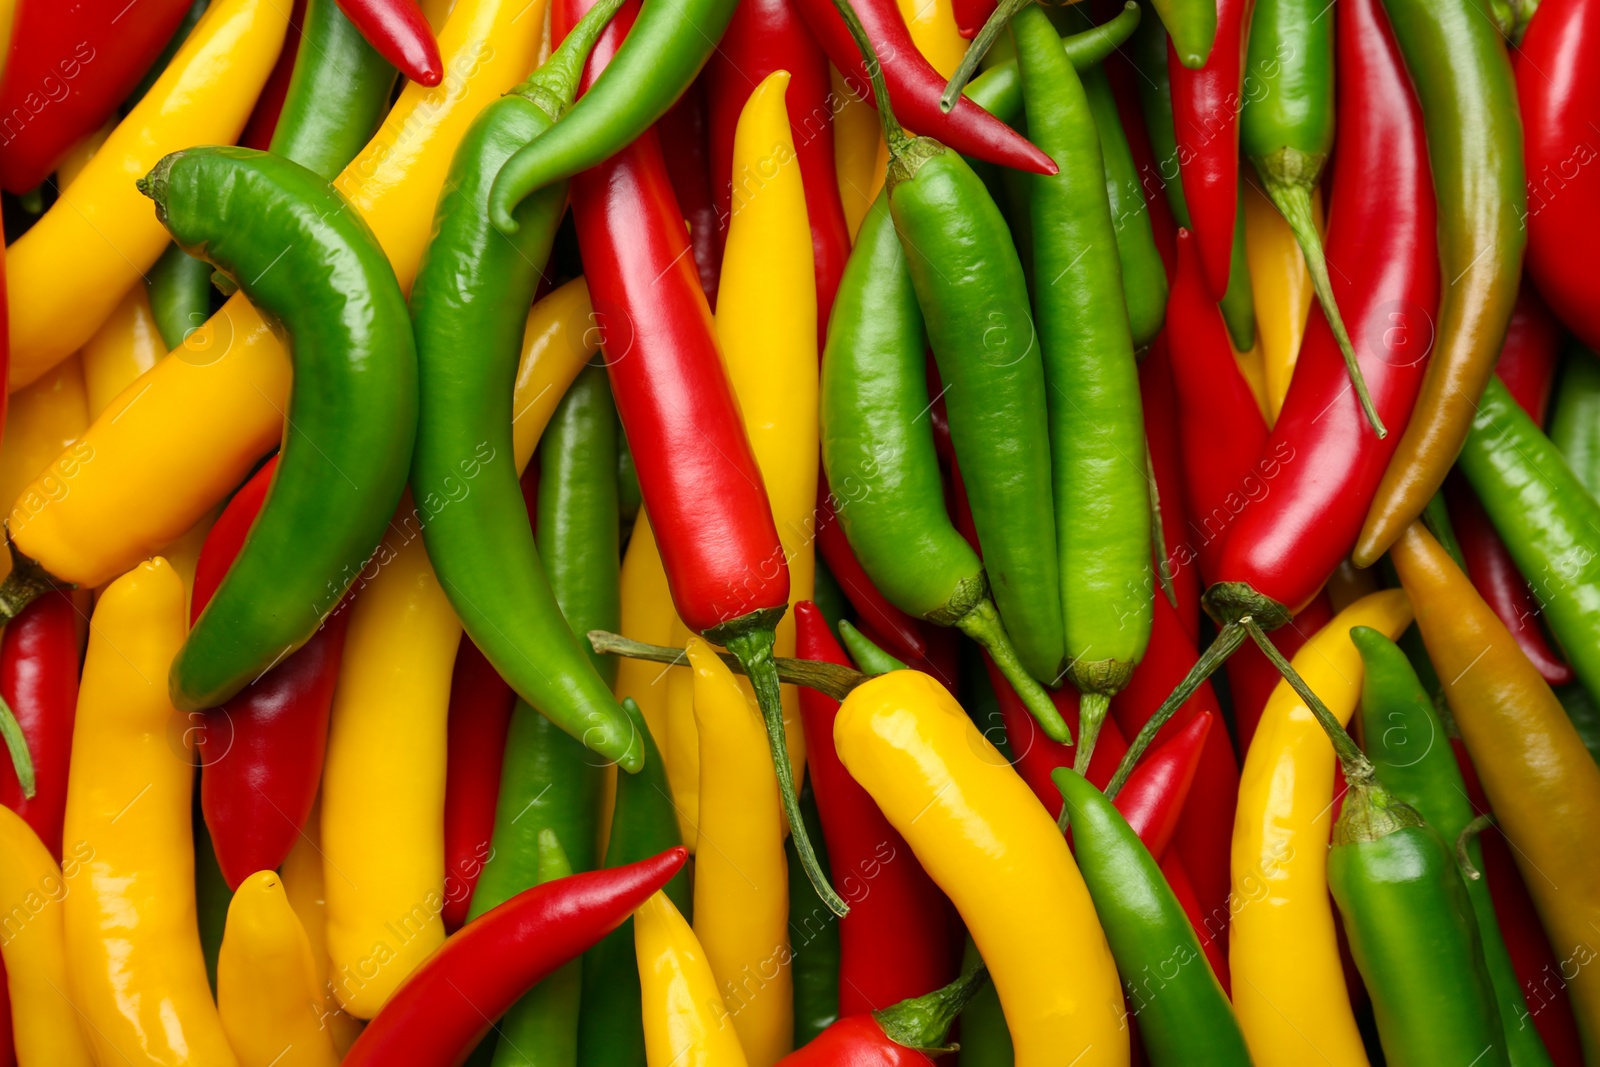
left=577, top=697, right=690, bottom=1066
left=835, top=670, right=1127, bottom=1067
left=1354, top=626, right=1556, bottom=1067
left=787, top=784, right=842, bottom=1046
left=635, top=889, right=750, bottom=1067
left=442, top=639, right=514, bottom=933
left=1224, top=592, right=1331, bottom=757
left=280, top=797, right=365, bottom=1053
left=664, top=617, right=701, bottom=851
left=1392, top=530, right=1600, bottom=1052
left=1113, top=710, right=1211, bottom=856
left=988, top=653, right=1127, bottom=813
left=146, top=243, right=214, bottom=353
left=1243, top=177, right=1311, bottom=422
left=0, top=0, right=194, bottom=192
left=1455, top=375, right=1600, bottom=712
left=6, top=0, right=289, bottom=391
left=615, top=513, right=678, bottom=750
left=776, top=966, right=989, bottom=1065
left=239, top=0, right=306, bottom=150
left=79, top=284, right=164, bottom=420
left=1140, top=340, right=1201, bottom=637
left=953, top=0, right=993, bottom=37
left=818, top=190, right=1066, bottom=741
left=142, top=149, right=416, bottom=713
left=1106, top=32, right=1179, bottom=270
left=814, top=504, right=929, bottom=665
left=345, top=848, right=688, bottom=1066
left=334, top=0, right=441, bottom=85
left=0, top=589, right=76, bottom=859
left=1013, top=1, right=1150, bottom=767
left=1352, top=0, right=1528, bottom=565
left=1550, top=343, right=1600, bottom=500
left=217, top=870, right=341, bottom=1067
left=955, top=939, right=1014, bottom=1066
left=62, top=558, right=236, bottom=1066
left=1055, top=768, right=1251, bottom=1067
left=795, top=0, right=1053, bottom=177
left=686, top=637, right=794, bottom=1062
left=838, top=618, right=907, bottom=675
left=657, top=84, right=723, bottom=306
left=1228, top=588, right=1413, bottom=1067
left=0, top=805, right=95, bottom=1066
left=271, top=0, right=401, bottom=181
left=796, top=603, right=957, bottom=1015
left=6, top=0, right=542, bottom=595
left=186, top=454, right=349, bottom=888
left=409, top=0, right=640, bottom=774
left=1516, top=0, right=1600, bottom=354
left=959, top=0, right=1146, bottom=118
left=0, top=358, right=87, bottom=588
left=1216, top=183, right=1259, bottom=355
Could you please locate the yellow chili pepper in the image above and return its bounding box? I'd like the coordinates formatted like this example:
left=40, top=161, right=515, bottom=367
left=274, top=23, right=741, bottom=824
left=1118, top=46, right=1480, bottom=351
left=280, top=797, right=362, bottom=1054
left=8, top=0, right=545, bottom=589
left=833, top=670, right=1126, bottom=1067
left=62, top=557, right=238, bottom=1066
left=0, top=356, right=87, bottom=583
left=0, top=805, right=95, bottom=1067
left=635, top=889, right=750, bottom=1067
left=687, top=637, right=792, bottom=1065
left=1230, top=588, right=1413, bottom=1067
left=55, top=118, right=116, bottom=189
left=1390, top=521, right=1600, bottom=1056
left=717, top=69, right=817, bottom=784
left=617, top=511, right=679, bottom=751
left=81, top=283, right=167, bottom=420
left=512, top=276, right=599, bottom=473
left=6, top=0, right=288, bottom=389
left=1244, top=178, right=1316, bottom=423
left=666, top=614, right=701, bottom=852
left=895, top=0, right=968, bottom=78
left=218, top=870, right=340, bottom=1067
left=833, top=67, right=888, bottom=242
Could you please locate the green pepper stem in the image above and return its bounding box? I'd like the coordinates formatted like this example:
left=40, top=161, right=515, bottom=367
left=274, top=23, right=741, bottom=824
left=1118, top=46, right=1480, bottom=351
left=1074, top=692, right=1111, bottom=774
left=827, top=0, right=912, bottom=157
left=1105, top=619, right=1246, bottom=797
left=1239, top=616, right=1377, bottom=781
left=1457, top=812, right=1495, bottom=880
left=721, top=625, right=850, bottom=917
left=956, top=597, right=1072, bottom=745
left=838, top=619, right=909, bottom=674
left=585, top=630, right=866, bottom=701
left=941, top=0, right=1034, bottom=112
left=873, top=964, right=990, bottom=1052
left=1259, top=171, right=1386, bottom=439
left=0, top=693, right=34, bottom=800
left=513, top=0, right=631, bottom=119
left=1145, top=439, right=1179, bottom=612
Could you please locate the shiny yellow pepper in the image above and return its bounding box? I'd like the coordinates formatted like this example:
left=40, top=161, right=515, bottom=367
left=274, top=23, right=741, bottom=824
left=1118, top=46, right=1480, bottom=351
left=279, top=798, right=363, bottom=1054
left=616, top=511, right=679, bottom=752
left=62, top=557, right=238, bottom=1066
left=636, top=890, right=750, bottom=1067
left=0, top=356, right=87, bottom=583
left=0, top=805, right=95, bottom=1067
left=1244, top=178, right=1317, bottom=423
left=834, top=670, right=1127, bottom=1067
left=8, top=0, right=546, bottom=590
left=1230, top=588, right=1413, bottom=1067
left=6, top=0, right=288, bottom=389
left=218, top=870, right=340, bottom=1067
left=80, top=283, right=167, bottom=420
left=894, top=0, right=968, bottom=78
left=666, top=614, right=701, bottom=852
left=688, top=638, right=792, bottom=1066
left=833, top=67, right=888, bottom=242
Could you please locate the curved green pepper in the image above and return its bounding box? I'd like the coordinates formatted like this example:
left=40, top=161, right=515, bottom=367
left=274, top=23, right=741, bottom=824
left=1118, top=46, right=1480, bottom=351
left=1550, top=343, right=1600, bottom=501
left=146, top=241, right=213, bottom=352
left=270, top=0, right=399, bottom=182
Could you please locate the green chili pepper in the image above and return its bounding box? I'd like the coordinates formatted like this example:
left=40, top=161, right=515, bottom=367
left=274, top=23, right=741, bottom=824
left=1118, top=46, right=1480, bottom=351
left=1455, top=376, right=1600, bottom=714
left=143, top=148, right=417, bottom=713
left=959, top=638, right=1015, bottom=763
left=811, top=560, right=848, bottom=634
left=486, top=829, right=583, bottom=1067
left=1053, top=768, right=1251, bottom=1067
left=410, top=0, right=642, bottom=771
left=960, top=1, right=1143, bottom=119
left=956, top=938, right=1014, bottom=1066
left=615, top=423, right=642, bottom=526
left=270, top=0, right=399, bottom=182
left=1353, top=626, right=1555, bottom=1067
left=788, top=785, right=841, bottom=1046
left=1556, top=686, right=1600, bottom=767
left=1014, top=2, right=1150, bottom=771
left=1216, top=180, right=1256, bottom=354
left=575, top=698, right=688, bottom=1067
left=1157, top=0, right=1218, bottom=67
left=146, top=242, right=213, bottom=352
left=1549, top=342, right=1600, bottom=501
left=838, top=619, right=909, bottom=675
left=538, top=364, right=621, bottom=687
left=818, top=190, right=1068, bottom=743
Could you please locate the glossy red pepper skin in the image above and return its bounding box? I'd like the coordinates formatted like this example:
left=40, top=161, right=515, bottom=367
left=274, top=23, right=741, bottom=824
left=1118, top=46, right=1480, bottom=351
left=1106, top=52, right=1180, bottom=275
left=779, top=1014, right=938, bottom=1066
left=1516, top=0, right=1600, bottom=353
left=1114, top=710, right=1210, bottom=856
left=440, top=638, right=515, bottom=933
left=344, top=847, right=688, bottom=1066
left=988, top=657, right=1125, bottom=813
left=1168, top=0, right=1253, bottom=297
left=703, top=0, right=849, bottom=343
left=791, top=0, right=1055, bottom=176
left=1141, top=337, right=1201, bottom=643
left=239, top=0, right=308, bottom=150
left=0, top=0, right=194, bottom=192
left=333, top=0, right=441, bottom=85
left=192, top=456, right=349, bottom=889
left=0, top=590, right=79, bottom=860
left=657, top=81, right=724, bottom=306
left=796, top=602, right=955, bottom=1013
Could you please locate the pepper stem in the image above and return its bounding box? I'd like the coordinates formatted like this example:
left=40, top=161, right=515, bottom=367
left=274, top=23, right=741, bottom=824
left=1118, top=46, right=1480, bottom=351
left=0, top=541, right=62, bottom=623
left=586, top=630, right=866, bottom=701
left=721, top=624, right=850, bottom=917
left=873, top=965, right=990, bottom=1052
left=956, top=598, right=1071, bottom=745
left=1457, top=812, right=1495, bottom=880
left=1146, top=440, right=1178, bottom=612
left=1259, top=171, right=1385, bottom=439
left=0, top=693, right=34, bottom=800
left=838, top=619, right=909, bottom=674
left=828, top=0, right=912, bottom=158
left=512, top=0, right=629, bottom=118
left=1074, top=692, right=1110, bottom=774
left=1105, top=619, right=1246, bottom=798
left=941, top=0, right=1034, bottom=112
left=1239, top=616, right=1376, bottom=780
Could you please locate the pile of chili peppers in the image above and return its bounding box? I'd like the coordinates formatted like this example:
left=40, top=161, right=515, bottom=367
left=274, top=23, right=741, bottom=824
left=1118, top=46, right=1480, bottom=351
left=0, top=0, right=1597, bottom=1058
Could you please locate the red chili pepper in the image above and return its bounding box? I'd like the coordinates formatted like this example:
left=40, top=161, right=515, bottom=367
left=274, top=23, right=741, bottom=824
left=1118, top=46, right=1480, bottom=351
left=1202, top=0, right=1435, bottom=625
left=0, top=0, right=195, bottom=192
left=192, top=456, right=349, bottom=889
left=1221, top=591, right=1332, bottom=757
left=1106, top=55, right=1180, bottom=275
left=790, top=0, right=1055, bottom=175
left=1516, top=0, right=1600, bottom=354
left=1141, top=336, right=1201, bottom=643
left=1167, top=0, right=1252, bottom=297
left=952, top=0, right=995, bottom=38
left=657, top=80, right=724, bottom=306
left=703, top=0, right=850, bottom=342
left=796, top=602, right=956, bottom=1014
left=777, top=966, right=989, bottom=1067
left=814, top=495, right=929, bottom=663
left=440, top=638, right=515, bottom=933
left=988, top=658, right=1126, bottom=811
left=344, top=847, right=688, bottom=1065
left=239, top=0, right=309, bottom=151
left=1115, top=710, right=1210, bottom=857
left=0, top=590, right=78, bottom=860
left=333, top=0, right=441, bottom=86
